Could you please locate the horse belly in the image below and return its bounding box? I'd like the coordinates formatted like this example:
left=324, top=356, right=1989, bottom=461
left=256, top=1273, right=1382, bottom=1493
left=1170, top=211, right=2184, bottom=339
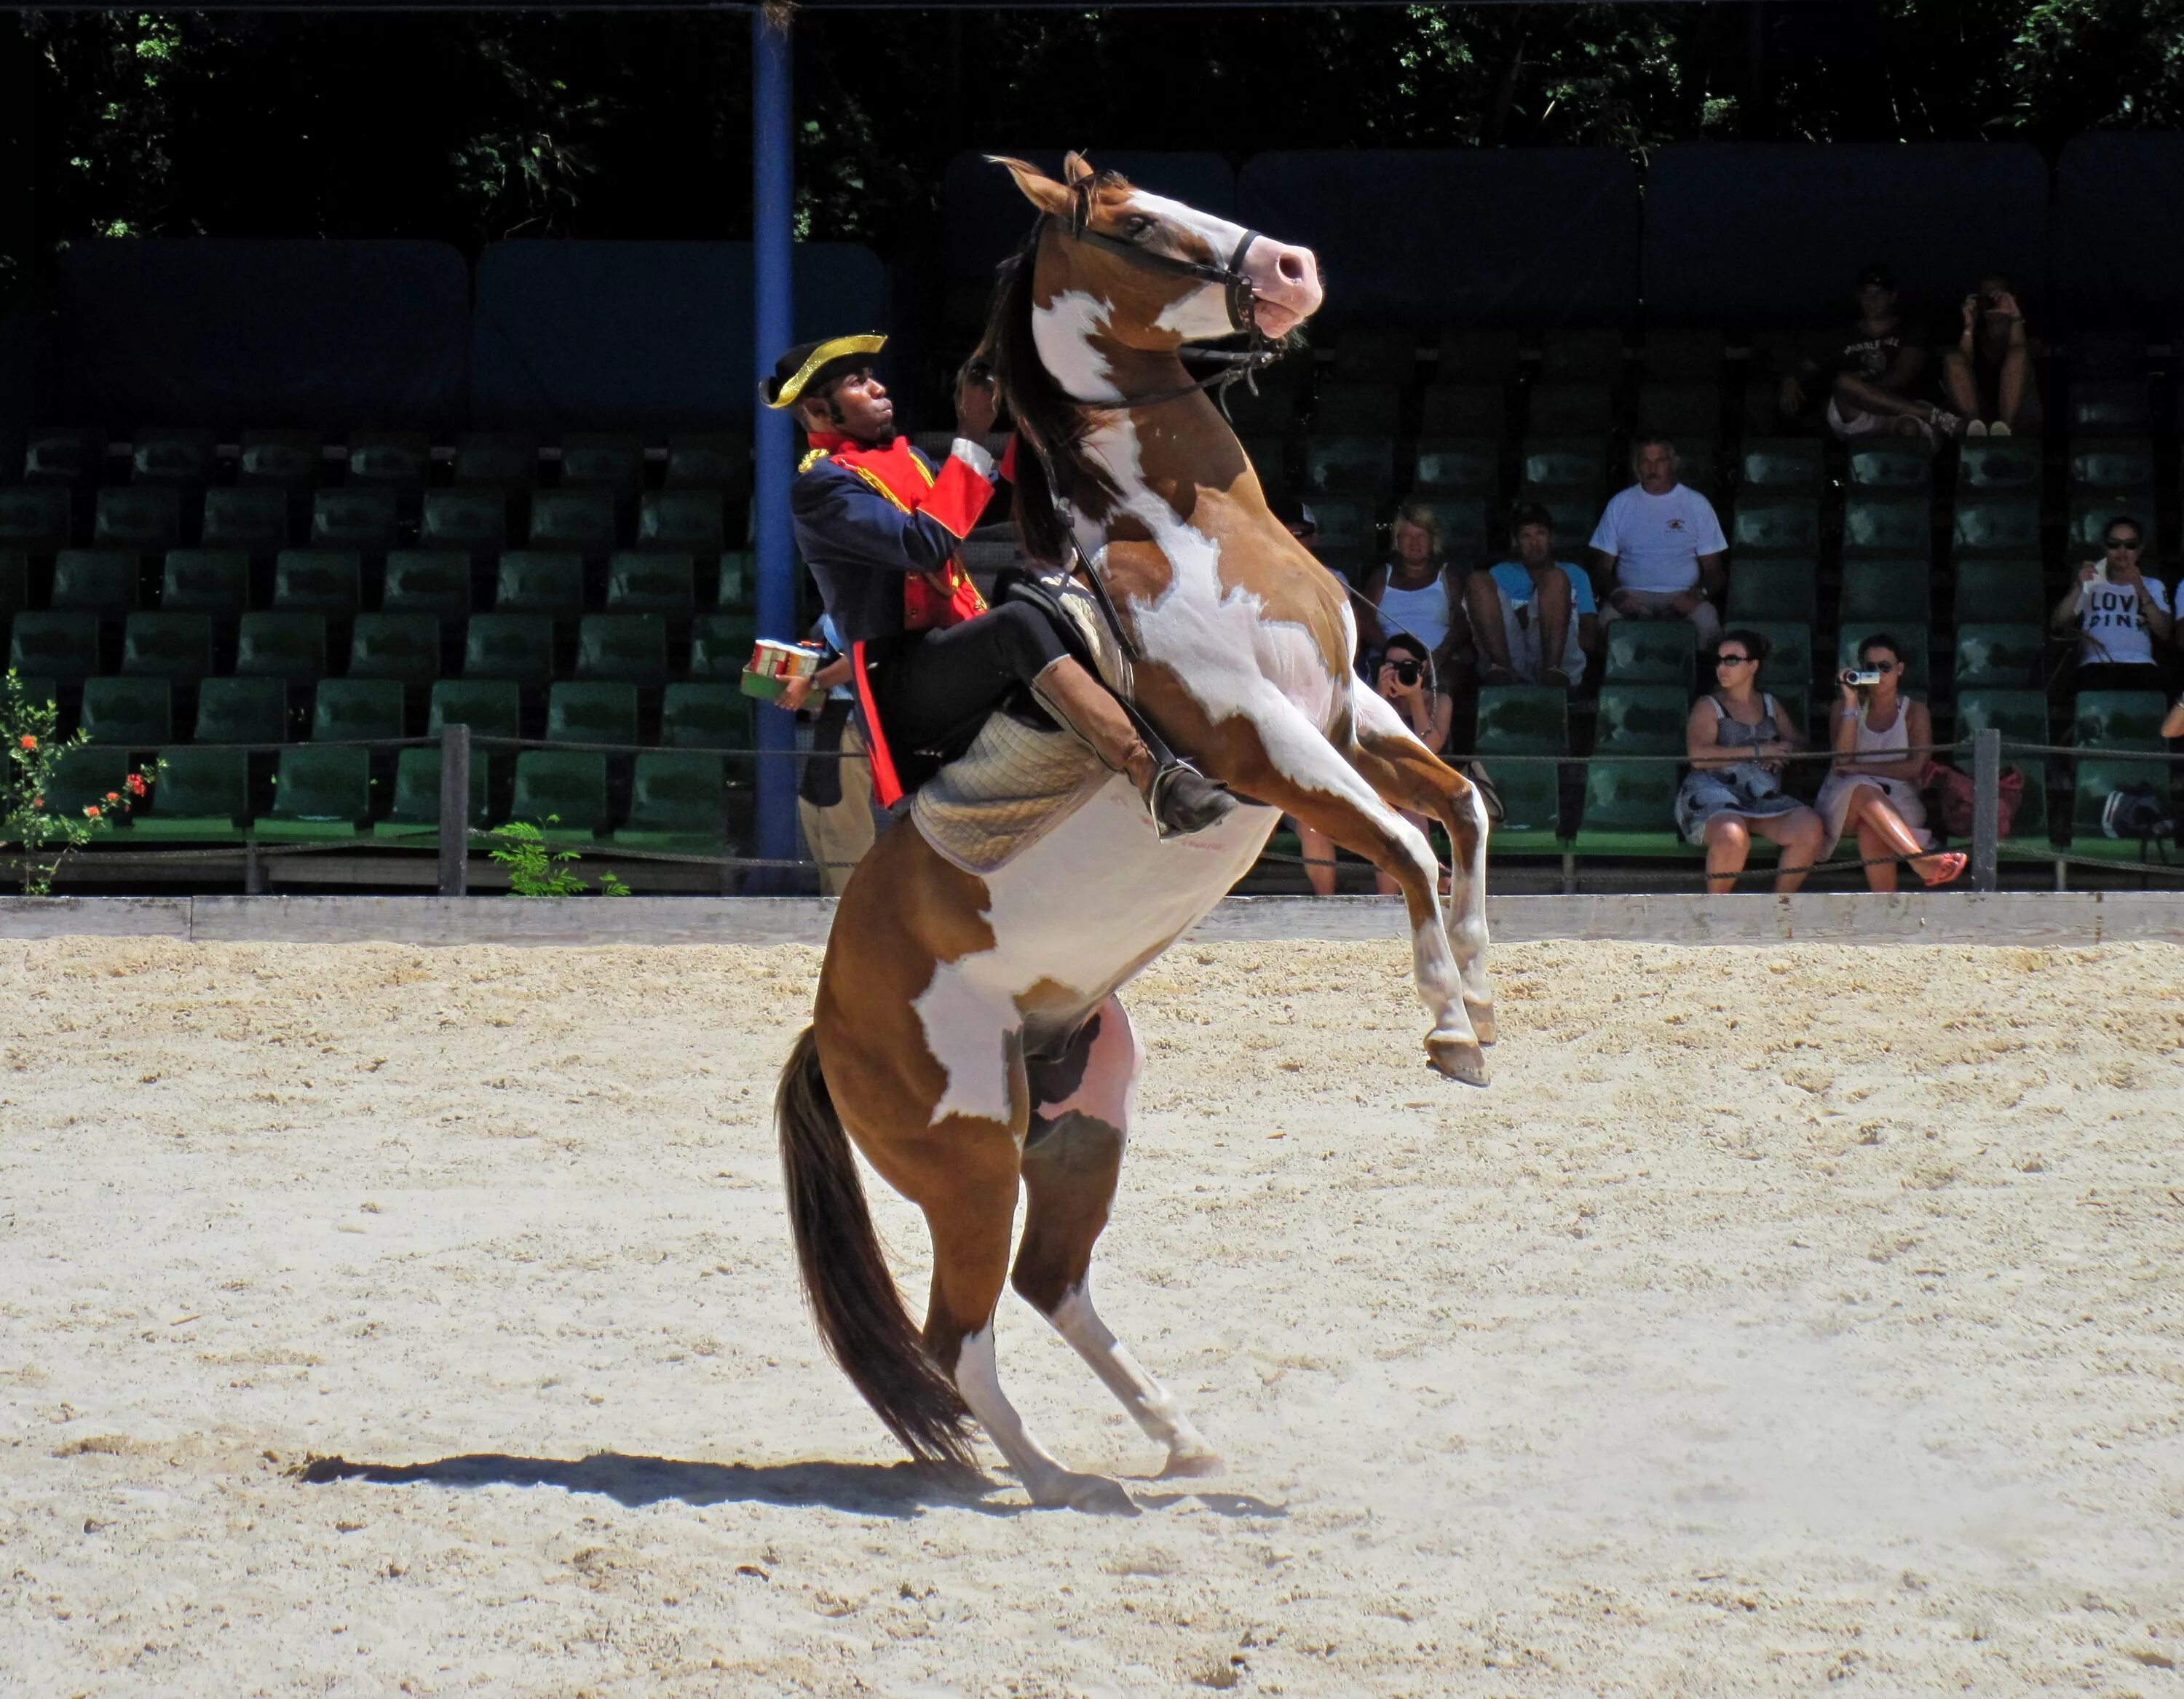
left=911, top=776, right=1277, bottom=1122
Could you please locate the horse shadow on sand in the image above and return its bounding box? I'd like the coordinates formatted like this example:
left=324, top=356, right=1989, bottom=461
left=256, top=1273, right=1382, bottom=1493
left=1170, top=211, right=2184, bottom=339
left=291, top=1452, right=1285, bottom=1522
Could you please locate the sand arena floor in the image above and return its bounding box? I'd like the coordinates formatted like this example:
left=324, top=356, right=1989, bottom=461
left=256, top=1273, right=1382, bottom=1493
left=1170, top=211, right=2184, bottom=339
left=1, top=935, right=2180, bottom=1697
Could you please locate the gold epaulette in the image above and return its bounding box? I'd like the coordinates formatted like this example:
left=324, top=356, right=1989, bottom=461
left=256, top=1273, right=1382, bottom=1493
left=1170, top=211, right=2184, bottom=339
left=797, top=446, right=833, bottom=475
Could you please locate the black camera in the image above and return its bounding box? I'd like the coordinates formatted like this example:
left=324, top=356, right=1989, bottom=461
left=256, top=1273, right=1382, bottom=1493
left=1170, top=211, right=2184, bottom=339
left=1393, top=660, right=1423, bottom=688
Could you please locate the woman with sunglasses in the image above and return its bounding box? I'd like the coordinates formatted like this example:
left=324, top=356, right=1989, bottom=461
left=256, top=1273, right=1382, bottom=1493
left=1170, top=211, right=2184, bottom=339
left=2052, top=517, right=2172, bottom=692
left=1816, top=633, right=1967, bottom=890
left=1674, top=630, right=1827, bottom=893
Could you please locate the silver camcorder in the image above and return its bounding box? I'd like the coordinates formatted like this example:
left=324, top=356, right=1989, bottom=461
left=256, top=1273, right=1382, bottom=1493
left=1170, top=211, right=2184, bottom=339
left=1840, top=668, right=1883, bottom=689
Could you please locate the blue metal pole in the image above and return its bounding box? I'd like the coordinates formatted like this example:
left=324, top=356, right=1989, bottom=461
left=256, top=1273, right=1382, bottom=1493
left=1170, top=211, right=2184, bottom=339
left=751, top=2, right=799, bottom=886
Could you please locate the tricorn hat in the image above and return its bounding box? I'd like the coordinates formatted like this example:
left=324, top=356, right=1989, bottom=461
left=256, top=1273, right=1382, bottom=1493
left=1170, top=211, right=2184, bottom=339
left=761, top=333, right=887, bottom=409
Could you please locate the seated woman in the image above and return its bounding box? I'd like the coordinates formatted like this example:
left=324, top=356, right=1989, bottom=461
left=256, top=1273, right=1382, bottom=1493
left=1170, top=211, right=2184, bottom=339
left=1369, top=633, right=1457, bottom=898
left=1674, top=629, right=1827, bottom=894
left=1815, top=631, right=1967, bottom=890
left=1939, top=274, right=2039, bottom=438
left=1356, top=503, right=1473, bottom=694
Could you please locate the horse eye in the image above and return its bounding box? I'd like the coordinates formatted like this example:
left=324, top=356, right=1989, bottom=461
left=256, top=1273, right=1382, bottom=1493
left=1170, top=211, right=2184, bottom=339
left=1123, top=215, right=1155, bottom=239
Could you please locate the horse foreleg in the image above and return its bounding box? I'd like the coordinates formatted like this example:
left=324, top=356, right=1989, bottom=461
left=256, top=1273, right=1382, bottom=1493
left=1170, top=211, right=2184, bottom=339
left=1350, top=688, right=1497, bottom=1043
left=1014, top=998, right=1223, bottom=1478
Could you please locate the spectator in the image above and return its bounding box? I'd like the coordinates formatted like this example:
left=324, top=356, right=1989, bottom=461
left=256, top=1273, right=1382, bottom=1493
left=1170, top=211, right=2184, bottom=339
left=1588, top=435, right=1726, bottom=649
left=1269, top=491, right=1322, bottom=555
left=2166, top=693, right=2184, bottom=740
left=1369, top=632, right=1456, bottom=898
left=1940, top=273, right=2038, bottom=438
left=1782, top=262, right=1962, bottom=443
left=1358, top=502, right=1473, bottom=692
left=1465, top=500, right=1597, bottom=689
left=795, top=611, right=877, bottom=897
left=2052, top=517, right=2173, bottom=692
left=1674, top=629, right=1827, bottom=894
left=1814, top=632, right=1966, bottom=890
left=1270, top=491, right=1344, bottom=894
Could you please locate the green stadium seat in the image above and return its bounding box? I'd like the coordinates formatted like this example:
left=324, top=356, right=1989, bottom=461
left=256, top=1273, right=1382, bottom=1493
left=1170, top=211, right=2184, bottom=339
left=576, top=613, right=667, bottom=686
left=1723, top=557, right=1818, bottom=626
left=0, top=486, right=73, bottom=553
left=1527, top=381, right=1612, bottom=436
left=1957, top=438, right=2043, bottom=493
left=311, top=488, right=399, bottom=553
left=715, top=553, right=753, bottom=611
left=1473, top=685, right=1567, bottom=847
left=1730, top=496, right=1820, bottom=558
left=422, top=489, right=510, bottom=556
left=1307, top=496, right=1373, bottom=557
left=93, top=487, right=181, bottom=553
left=1952, top=494, right=2041, bottom=560
left=454, top=432, right=537, bottom=489
left=1845, top=440, right=1934, bottom=490
left=1412, top=438, right=1498, bottom=497
left=527, top=489, right=619, bottom=555
left=381, top=550, right=472, bottom=618
left=1952, top=622, right=2043, bottom=690
left=1302, top=435, right=1396, bottom=495
left=1742, top=620, right=1813, bottom=705
left=1570, top=760, right=1684, bottom=856
left=130, top=427, right=216, bottom=488
left=559, top=432, right=645, bottom=498
left=51, top=549, right=140, bottom=614
left=2070, top=690, right=2171, bottom=852
left=0, top=549, right=25, bottom=613
left=193, top=677, right=290, bottom=745
left=638, top=490, right=725, bottom=555
left=272, top=549, right=362, bottom=615
left=1418, top=384, right=1503, bottom=438
left=495, top=550, right=586, bottom=617
left=689, top=613, right=757, bottom=678
left=1240, top=435, right=1286, bottom=495
left=1519, top=438, right=1605, bottom=494
left=1412, top=498, right=1487, bottom=567
left=2065, top=381, right=2151, bottom=435
left=1310, top=382, right=1398, bottom=432
left=22, top=427, right=103, bottom=486
left=2067, top=437, right=2153, bottom=493
left=463, top=614, right=555, bottom=686
left=606, top=553, right=695, bottom=615
left=614, top=751, right=727, bottom=849
left=44, top=745, right=130, bottom=823
left=2074, top=689, right=2168, bottom=746
left=1663, top=440, right=1720, bottom=501
left=121, top=612, right=213, bottom=682
left=547, top=680, right=638, bottom=746
left=1634, top=381, right=1719, bottom=438
left=2065, top=499, right=2159, bottom=560
left=311, top=678, right=405, bottom=743
left=259, top=746, right=371, bottom=838
left=1841, top=494, right=1931, bottom=560
left=429, top=678, right=522, bottom=741
left=660, top=681, right=750, bottom=750
left=1837, top=622, right=1930, bottom=695
left=347, top=431, right=431, bottom=496
left=131, top=748, right=249, bottom=840
left=1329, top=325, right=1417, bottom=384
left=8, top=612, right=100, bottom=683
left=1604, top=619, right=1696, bottom=688
left=373, top=746, right=490, bottom=843
left=234, top=611, right=328, bottom=684
left=1952, top=558, right=2044, bottom=627
left=1594, top=683, right=1690, bottom=754
left=1436, top=328, right=1522, bottom=384
left=665, top=434, right=750, bottom=497
left=237, top=429, right=322, bottom=492
left=80, top=676, right=173, bottom=746
left=1955, top=688, right=2052, bottom=841
left=1538, top=328, right=1623, bottom=379
left=348, top=613, right=443, bottom=686
left=160, top=550, right=250, bottom=617
left=1838, top=558, right=1932, bottom=625
left=201, top=487, right=291, bottom=555
left=509, top=750, right=611, bottom=836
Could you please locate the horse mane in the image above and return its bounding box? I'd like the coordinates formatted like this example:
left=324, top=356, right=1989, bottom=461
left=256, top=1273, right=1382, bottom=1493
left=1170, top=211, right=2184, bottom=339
left=984, top=213, right=1119, bottom=566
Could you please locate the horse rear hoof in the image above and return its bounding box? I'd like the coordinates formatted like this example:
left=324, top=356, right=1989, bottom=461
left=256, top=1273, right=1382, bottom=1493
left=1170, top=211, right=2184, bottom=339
left=1465, top=1002, right=1499, bottom=1047
left=1046, top=1471, right=1140, bottom=1516
left=1428, top=1036, right=1489, bottom=1087
left=1161, top=1446, right=1226, bottom=1480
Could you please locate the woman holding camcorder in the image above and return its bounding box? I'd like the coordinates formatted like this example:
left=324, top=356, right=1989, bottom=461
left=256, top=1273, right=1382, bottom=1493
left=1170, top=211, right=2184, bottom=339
left=1816, top=632, right=1967, bottom=890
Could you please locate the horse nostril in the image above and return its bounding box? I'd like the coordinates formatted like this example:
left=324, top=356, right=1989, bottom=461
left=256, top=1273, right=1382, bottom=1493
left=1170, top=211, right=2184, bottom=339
left=1277, top=251, right=1307, bottom=283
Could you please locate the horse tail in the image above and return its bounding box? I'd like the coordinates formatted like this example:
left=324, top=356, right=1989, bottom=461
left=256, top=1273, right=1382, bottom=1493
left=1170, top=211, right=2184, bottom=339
left=775, top=1025, right=977, bottom=1469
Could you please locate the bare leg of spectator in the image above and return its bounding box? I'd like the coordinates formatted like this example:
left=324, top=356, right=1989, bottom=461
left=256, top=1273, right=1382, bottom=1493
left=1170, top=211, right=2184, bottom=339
left=1702, top=815, right=1753, bottom=895
left=1995, top=343, right=2030, bottom=432
left=1840, top=782, right=1958, bottom=890
left=1463, top=573, right=1516, bottom=683
left=1757, top=809, right=1826, bottom=894
left=1939, top=349, right=1981, bottom=423
left=1536, top=569, right=1574, bottom=687
left=1291, top=818, right=1337, bottom=897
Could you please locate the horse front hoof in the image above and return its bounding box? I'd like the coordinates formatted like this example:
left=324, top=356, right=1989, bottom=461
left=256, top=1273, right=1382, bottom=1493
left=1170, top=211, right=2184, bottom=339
left=1045, top=1471, right=1139, bottom=1516
left=1465, top=1001, right=1499, bottom=1047
left=1427, top=1034, right=1489, bottom=1087
left=1160, top=1445, right=1226, bottom=1480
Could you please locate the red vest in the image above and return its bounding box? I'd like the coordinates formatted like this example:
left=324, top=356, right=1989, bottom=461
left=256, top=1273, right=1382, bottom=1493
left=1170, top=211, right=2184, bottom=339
left=806, top=434, right=990, bottom=632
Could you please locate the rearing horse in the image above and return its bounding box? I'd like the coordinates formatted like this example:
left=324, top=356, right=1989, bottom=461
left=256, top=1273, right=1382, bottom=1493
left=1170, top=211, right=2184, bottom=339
left=778, top=154, right=1496, bottom=1509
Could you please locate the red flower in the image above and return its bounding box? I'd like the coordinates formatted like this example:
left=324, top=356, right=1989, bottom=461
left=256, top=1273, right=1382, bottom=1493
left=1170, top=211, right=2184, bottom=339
left=125, top=772, right=148, bottom=797
left=104, top=791, right=120, bottom=803
left=17, top=734, right=35, bottom=751
left=82, top=804, right=100, bottom=819
left=31, top=796, right=44, bottom=809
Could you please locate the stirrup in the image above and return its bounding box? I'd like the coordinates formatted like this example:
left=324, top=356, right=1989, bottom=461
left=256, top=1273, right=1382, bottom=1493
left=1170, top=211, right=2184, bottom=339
left=1145, top=759, right=1238, bottom=840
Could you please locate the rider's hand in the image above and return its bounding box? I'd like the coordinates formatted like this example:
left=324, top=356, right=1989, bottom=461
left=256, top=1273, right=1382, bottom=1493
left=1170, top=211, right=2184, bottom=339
left=777, top=673, right=815, bottom=714
left=955, top=361, right=999, bottom=443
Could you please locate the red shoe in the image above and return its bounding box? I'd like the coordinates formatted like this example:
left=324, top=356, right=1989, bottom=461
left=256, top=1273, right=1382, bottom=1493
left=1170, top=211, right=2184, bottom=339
left=1920, top=852, right=1969, bottom=888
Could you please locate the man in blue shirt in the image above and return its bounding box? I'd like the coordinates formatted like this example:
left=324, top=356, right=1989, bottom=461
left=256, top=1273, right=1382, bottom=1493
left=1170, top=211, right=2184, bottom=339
left=1465, top=501, right=1598, bottom=689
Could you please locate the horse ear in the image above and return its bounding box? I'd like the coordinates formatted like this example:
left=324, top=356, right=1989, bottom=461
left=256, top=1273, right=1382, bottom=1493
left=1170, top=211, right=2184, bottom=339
left=989, top=155, right=1072, bottom=218
left=1061, top=151, right=1096, bottom=187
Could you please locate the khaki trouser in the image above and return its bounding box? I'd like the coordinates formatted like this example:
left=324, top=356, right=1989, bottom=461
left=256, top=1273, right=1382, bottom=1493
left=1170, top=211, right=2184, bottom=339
left=796, top=719, right=877, bottom=896
left=1598, top=588, right=1721, bottom=648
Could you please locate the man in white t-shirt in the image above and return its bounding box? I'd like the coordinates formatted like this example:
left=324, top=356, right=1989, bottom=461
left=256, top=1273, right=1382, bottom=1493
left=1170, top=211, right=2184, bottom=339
left=1587, top=435, right=1727, bottom=646
left=2052, top=515, right=2174, bottom=691
left=1465, top=500, right=1598, bottom=687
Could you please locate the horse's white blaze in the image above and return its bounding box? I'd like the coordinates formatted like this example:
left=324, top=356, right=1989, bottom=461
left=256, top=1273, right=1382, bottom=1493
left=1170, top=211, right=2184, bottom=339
left=1049, top=1283, right=1216, bottom=1462
left=1031, top=290, right=1123, bottom=403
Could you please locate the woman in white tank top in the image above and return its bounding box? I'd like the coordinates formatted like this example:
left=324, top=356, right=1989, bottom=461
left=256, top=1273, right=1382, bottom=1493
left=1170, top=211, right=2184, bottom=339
left=1815, top=632, right=1966, bottom=889
left=1358, top=503, right=1471, bottom=687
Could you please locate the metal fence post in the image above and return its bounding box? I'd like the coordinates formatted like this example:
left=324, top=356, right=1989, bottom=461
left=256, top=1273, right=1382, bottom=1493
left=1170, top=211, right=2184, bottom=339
left=438, top=722, right=470, bottom=898
left=1970, top=726, right=2001, bottom=892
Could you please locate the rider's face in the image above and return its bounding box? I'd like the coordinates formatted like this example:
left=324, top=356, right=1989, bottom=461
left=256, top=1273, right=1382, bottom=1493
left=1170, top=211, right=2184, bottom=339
left=813, top=369, right=894, bottom=443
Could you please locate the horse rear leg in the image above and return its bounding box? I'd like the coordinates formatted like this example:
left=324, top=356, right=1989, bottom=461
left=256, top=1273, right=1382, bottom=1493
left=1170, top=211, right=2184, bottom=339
left=1013, top=998, right=1222, bottom=1479
left=1350, top=687, right=1497, bottom=1044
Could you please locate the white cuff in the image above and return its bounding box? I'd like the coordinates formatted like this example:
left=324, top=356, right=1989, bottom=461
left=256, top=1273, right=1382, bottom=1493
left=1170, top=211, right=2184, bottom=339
left=950, top=437, right=995, bottom=478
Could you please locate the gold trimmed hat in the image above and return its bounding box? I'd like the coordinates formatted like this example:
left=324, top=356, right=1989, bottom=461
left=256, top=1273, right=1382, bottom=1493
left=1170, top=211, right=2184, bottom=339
left=761, top=333, right=887, bottom=409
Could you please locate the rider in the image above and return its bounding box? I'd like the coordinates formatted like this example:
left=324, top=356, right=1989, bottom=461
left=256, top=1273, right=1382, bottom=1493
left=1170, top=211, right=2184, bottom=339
left=765, top=333, right=1233, bottom=837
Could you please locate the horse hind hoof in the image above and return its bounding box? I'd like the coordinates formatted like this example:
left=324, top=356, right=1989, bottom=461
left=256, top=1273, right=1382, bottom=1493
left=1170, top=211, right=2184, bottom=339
left=1160, top=1446, right=1226, bottom=1481
left=1427, top=1035, right=1489, bottom=1087
left=1042, top=1471, right=1139, bottom=1516
left=1465, top=1002, right=1499, bottom=1047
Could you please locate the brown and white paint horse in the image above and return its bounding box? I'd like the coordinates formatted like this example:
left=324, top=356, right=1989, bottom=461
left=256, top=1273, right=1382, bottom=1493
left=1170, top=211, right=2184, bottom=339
left=778, top=154, right=1495, bottom=1509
